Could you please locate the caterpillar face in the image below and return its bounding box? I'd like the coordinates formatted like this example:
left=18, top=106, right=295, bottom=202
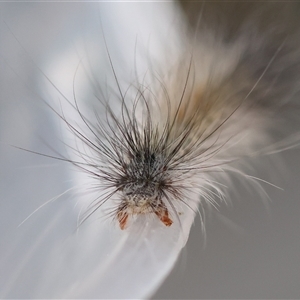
left=115, top=149, right=174, bottom=229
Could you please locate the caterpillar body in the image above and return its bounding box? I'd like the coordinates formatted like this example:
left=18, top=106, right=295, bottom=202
left=59, top=2, right=300, bottom=232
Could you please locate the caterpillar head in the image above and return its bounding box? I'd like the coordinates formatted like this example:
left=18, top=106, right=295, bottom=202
left=116, top=151, right=173, bottom=229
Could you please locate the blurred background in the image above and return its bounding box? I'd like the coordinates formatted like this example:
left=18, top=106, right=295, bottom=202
left=1, top=2, right=300, bottom=299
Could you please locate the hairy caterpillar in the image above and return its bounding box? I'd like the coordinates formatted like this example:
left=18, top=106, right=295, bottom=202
left=49, top=1, right=299, bottom=232
left=1, top=2, right=300, bottom=299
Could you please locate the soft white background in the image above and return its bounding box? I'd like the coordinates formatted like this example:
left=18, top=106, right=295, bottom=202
left=1, top=2, right=300, bottom=299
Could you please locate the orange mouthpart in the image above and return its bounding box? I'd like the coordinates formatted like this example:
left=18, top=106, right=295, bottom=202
left=117, top=207, right=173, bottom=230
